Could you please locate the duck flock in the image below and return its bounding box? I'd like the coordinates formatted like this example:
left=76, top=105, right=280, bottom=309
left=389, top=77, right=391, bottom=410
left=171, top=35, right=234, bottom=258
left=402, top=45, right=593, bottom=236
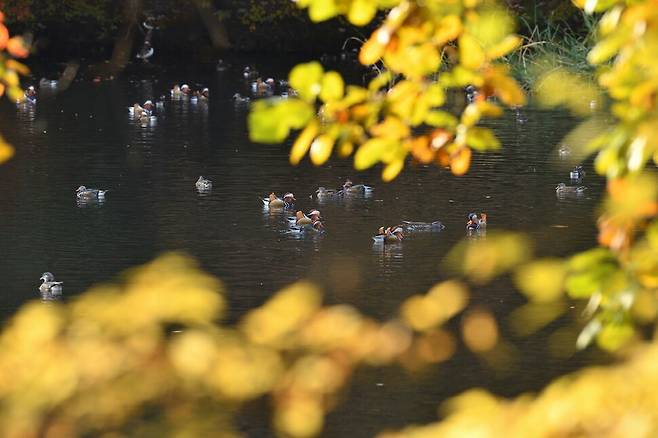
left=19, top=65, right=587, bottom=299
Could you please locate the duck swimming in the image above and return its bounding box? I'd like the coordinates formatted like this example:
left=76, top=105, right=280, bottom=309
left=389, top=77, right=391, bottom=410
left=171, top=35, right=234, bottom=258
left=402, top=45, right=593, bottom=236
left=171, top=84, right=191, bottom=98
left=76, top=186, right=109, bottom=200
left=252, top=78, right=275, bottom=96
left=263, top=193, right=285, bottom=208
left=295, top=211, right=313, bottom=225
left=39, top=272, right=63, bottom=295
left=196, top=176, right=212, bottom=191
left=129, top=100, right=155, bottom=119
left=243, top=66, right=259, bottom=80
left=23, top=86, right=37, bottom=104
left=558, top=144, right=571, bottom=158
left=556, top=183, right=587, bottom=196
left=570, top=165, right=585, bottom=180
left=339, top=179, right=373, bottom=196
left=282, top=193, right=296, bottom=208
left=233, top=93, right=250, bottom=104
left=263, top=192, right=295, bottom=209
left=466, top=213, right=487, bottom=231
left=373, top=225, right=405, bottom=243
left=316, top=187, right=338, bottom=200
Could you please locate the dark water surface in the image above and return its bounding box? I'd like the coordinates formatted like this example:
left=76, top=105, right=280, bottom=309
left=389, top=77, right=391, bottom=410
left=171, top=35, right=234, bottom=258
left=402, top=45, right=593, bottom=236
left=0, top=59, right=606, bottom=436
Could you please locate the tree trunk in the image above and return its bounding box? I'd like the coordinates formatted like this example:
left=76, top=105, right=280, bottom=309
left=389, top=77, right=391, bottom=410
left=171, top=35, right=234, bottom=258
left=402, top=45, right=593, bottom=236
left=191, top=0, right=232, bottom=50
left=106, top=0, right=144, bottom=77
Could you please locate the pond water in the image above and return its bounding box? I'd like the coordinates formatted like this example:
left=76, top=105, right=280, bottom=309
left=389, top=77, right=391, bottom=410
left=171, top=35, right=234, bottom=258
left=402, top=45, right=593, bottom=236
left=0, top=57, right=607, bottom=436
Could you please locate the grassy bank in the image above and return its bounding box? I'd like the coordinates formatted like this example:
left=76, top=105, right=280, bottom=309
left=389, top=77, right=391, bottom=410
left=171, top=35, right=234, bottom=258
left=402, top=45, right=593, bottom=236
left=506, top=14, right=598, bottom=90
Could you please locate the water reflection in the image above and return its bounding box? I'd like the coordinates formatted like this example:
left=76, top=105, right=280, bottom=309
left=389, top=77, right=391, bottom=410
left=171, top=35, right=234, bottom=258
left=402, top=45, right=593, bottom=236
left=76, top=198, right=106, bottom=208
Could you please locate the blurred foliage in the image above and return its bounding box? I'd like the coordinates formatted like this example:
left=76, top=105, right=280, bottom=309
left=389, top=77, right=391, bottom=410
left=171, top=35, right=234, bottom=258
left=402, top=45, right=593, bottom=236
left=379, top=341, right=658, bottom=437
left=249, top=0, right=525, bottom=180
left=528, top=0, right=658, bottom=353
left=0, top=254, right=488, bottom=437
left=0, top=9, right=29, bottom=164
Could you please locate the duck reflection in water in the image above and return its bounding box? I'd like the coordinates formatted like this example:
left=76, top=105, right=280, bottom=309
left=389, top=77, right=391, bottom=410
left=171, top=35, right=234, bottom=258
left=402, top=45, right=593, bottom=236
left=402, top=220, right=445, bottom=232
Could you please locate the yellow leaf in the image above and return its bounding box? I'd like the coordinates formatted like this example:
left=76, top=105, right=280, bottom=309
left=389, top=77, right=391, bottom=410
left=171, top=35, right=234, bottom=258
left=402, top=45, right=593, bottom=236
left=309, top=134, right=335, bottom=165
left=465, top=127, right=501, bottom=151
left=485, top=35, right=522, bottom=60
left=466, top=7, right=515, bottom=49
left=354, top=138, right=388, bottom=169
left=434, top=15, right=462, bottom=45
left=368, top=71, right=392, bottom=91
left=424, top=83, right=445, bottom=107
left=490, top=72, right=526, bottom=106
left=450, top=147, right=471, bottom=175
left=309, top=0, right=338, bottom=22
left=587, top=31, right=628, bottom=65
left=337, top=140, right=354, bottom=157
left=360, top=28, right=389, bottom=65
left=320, top=71, right=344, bottom=102
left=401, top=295, right=442, bottom=331
left=3, top=69, right=19, bottom=87
left=462, top=309, right=498, bottom=352
left=382, top=158, right=404, bottom=181
left=599, top=5, right=623, bottom=36
left=459, top=34, right=485, bottom=70
left=461, top=103, right=481, bottom=127
left=514, top=259, right=566, bottom=302
left=348, top=0, right=377, bottom=26
left=369, top=116, right=410, bottom=139
left=5, top=59, right=29, bottom=75
left=290, top=121, right=319, bottom=165
left=289, top=62, right=324, bottom=102
left=0, top=137, right=14, bottom=164
left=477, top=100, right=503, bottom=117
left=425, top=110, right=458, bottom=128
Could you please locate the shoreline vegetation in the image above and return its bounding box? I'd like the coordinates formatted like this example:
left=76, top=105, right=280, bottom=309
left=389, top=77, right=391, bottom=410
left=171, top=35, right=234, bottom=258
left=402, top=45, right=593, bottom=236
left=5, top=0, right=597, bottom=89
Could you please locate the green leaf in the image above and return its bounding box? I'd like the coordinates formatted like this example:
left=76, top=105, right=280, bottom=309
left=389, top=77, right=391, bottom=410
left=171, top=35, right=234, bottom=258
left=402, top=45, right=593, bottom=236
left=289, top=62, right=325, bottom=102
left=465, top=127, right=501, bottom=151
left=596, top=320, right=634, bottom=351
left=320, top=71, right=344, bottom=103
left=565, top=264, right=617, bottom=299
left=248, top=99, right=314, bottom=143
left=568, top=248, right=616, bottom=271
